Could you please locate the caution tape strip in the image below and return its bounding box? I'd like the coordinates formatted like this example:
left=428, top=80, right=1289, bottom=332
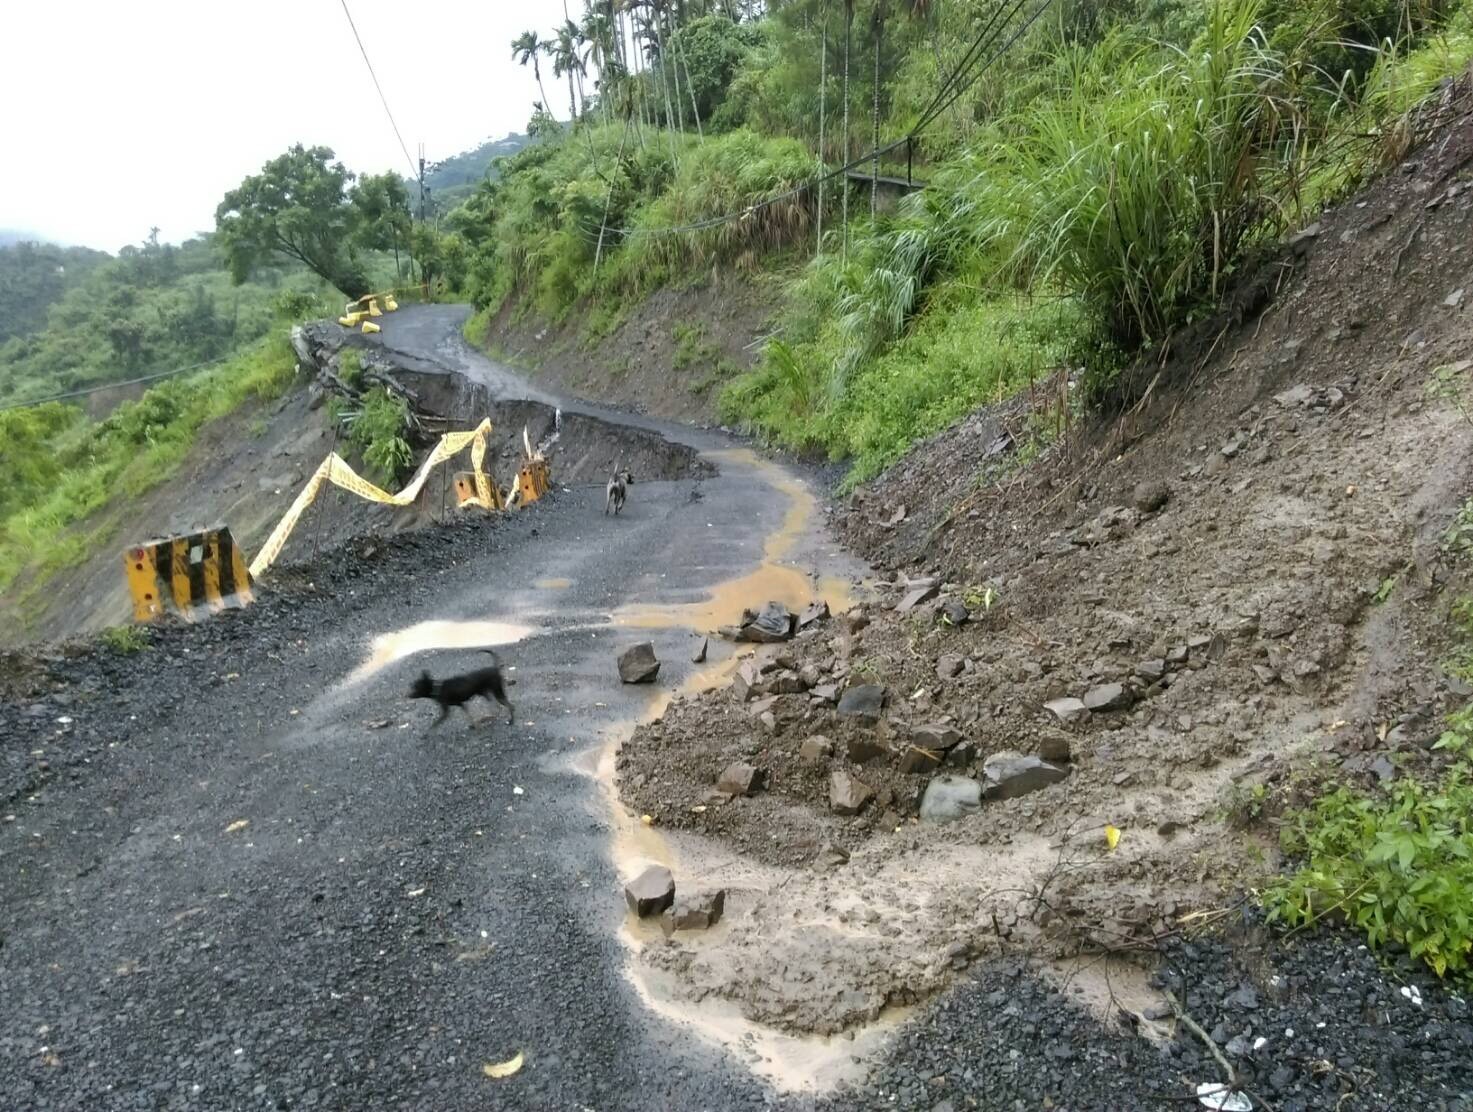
left=249, top=417, right=501, bottom=579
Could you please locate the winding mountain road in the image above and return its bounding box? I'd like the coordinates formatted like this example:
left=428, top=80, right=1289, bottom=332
left=1, top=306, right=868, bottom=1110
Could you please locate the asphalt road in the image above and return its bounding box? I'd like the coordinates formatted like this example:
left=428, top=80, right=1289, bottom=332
left=0, top=308, right=850, bottom=1111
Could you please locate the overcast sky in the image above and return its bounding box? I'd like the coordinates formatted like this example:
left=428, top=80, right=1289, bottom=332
left=0, top=0, right=571, bottom=252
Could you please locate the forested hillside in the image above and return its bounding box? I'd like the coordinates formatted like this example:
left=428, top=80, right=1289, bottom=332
left=424, top=133, right=533, bottom=210
left=446, top=0, right=1473, bottom=480
left=0, top=232, right=332, bottom=408
left=0, top=240, right=111, bottom=344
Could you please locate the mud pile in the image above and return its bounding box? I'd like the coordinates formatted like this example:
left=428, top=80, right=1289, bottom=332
left=614, top=76, right=1473, bottom=1035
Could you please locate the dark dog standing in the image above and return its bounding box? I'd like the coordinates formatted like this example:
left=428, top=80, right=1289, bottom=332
left=605, top=467, right=633, bottom=515
left=408, top=649, right=515, bottom=727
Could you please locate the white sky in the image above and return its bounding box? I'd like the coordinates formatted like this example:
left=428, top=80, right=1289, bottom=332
left=0, top=0, right=571, bottom=252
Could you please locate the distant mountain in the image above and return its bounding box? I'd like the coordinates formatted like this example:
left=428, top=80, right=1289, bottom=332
left=0, top=240, right=111, bottom=344
left=424, top=133, right=533, bottom=210
left=1, top=228, right=51, bottom=248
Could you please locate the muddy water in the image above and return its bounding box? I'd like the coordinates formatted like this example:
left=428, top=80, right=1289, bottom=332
left=584, top=450, right=901, bottom=1092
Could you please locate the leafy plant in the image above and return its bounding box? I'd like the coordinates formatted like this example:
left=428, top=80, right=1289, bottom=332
left=1265, top=767, right=1473, bottom=979
left=338, top=347, right=365, bottom=389
left=345, top=388, right=413, bottom=485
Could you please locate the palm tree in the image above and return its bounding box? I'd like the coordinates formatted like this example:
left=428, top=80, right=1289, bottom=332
left=871, top=0, right=885, bottom=217
left=841, top=0, right=854, bottom=258
left=511, top=31, right=554, bottom=121
left=816, top=1, right=829, bottom=256
left=548, top=21, right=584, bottom=122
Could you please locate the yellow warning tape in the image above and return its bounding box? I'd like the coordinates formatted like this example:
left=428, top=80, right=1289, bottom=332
left=249, top=418, right=502, bottom=579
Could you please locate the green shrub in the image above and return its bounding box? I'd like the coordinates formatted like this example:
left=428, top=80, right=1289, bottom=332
left=339, top=347, right=365, bottom=389
left=346, top=388, right=412, bottom=485
left=1265, top=766, right=1473, bottom=979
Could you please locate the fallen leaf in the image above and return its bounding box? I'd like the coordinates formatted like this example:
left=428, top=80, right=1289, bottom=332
left=482, top=1051, right=524, bottom=1078
left=406, top=886, right=427, bottom=898
left=640, top=814, right=655, bottom=826
left=689, top=805, right=707, bottom=814
left=225, top=820, right=249, bottom=834
left=512, top=786, right=525, bottom=796
left=1104, top=824, right=1121, bottom=851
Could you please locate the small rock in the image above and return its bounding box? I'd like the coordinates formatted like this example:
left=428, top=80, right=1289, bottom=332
left=732, top=660, right=766, bottom=701
left=691, top=637, right=708, bottom=664
left=798, top=664, right=822, bottom=689
left=624, top=866, right=675, bottom=917
left=1082, top=683, right=1132, bottom=712
left=846, top=609, right=871, bottom=633
left=911, top=723, right=963, bottom=751
left=919, top=776, right=983, bottom=823
left=938, top=599, right=970, bottom=626
left=945, top=741, right=977, bottom=767
left=817, top=841, right=850, bottom=867
left=899, top=746, right=943, bottom=774
left=982, top=753, right=1070, bottom=800
left=617, top=642, right=661, bottom=684
left=1036, top=732, right=1072, bottom=764
left=829, top=771, right=874, bottom=815
left=836, top=684, right=886, bottom=723
left=936, top=655, right=965, bottom=680
left=898, top=583, right=941, bottom=613
left=660, top=889, right=726, bottom=936
left=716, top=762, right=764, bottom=796
left=845, top=736, right=890, bottom=764
left=1370, top=755, right=1396, bottom=783
left=1135, top=659, right=1167, bottom=683
left=1044, top=697, right=1089, bottom=724
left=1166, top=645, right=1190, bottom=667
left=810, top=683, right=840, bottom=703
left=1133, top=481, right=1171, bottom=513
left=1446, top=288, right=1466, bottom=308
left=799, top=735, right=834, bottom=764
left=798, top=601, right=831, bottom=629
left=1274, top=383, right=1315, bottom=407
left=766, top=670, right=807, bottom=694
left=739, top=601, right=796, bottom=643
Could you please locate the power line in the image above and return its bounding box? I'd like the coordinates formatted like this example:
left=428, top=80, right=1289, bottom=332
left=338, top=0, right=420, bottom=181
left=0, top=354, right=236, bottom=413
left=583, top=0, right=1053, bottom=242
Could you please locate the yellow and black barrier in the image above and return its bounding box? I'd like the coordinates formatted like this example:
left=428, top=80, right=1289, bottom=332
left=515, top=457, right=551, bottom=506
left=124, top=526, right=254, bottom=623
left=249, top=418, right=511, bottom=580
left=454, top=471, right=507, bottom=511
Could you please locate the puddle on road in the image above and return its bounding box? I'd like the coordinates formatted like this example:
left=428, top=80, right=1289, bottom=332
left=580, top=449, right=896, bottom=1093
left=614, top=448, right=858, bottom=632
left=345, top=619, right=535, bottom=684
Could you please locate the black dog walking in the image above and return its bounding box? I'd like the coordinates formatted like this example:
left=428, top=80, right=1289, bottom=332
left=408, top=649, right=515, bottom=727
left=605, top=467, right=633, bottom=515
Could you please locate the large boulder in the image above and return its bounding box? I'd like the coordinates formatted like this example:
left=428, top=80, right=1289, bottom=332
left=919, top=776, right=983, bottom=824
left=829, top=771, right=874, bottom=815
left=738, top=602, right=797, bottom=643
left=617, top=642, right=661, bottom=684
left=982, top=753, right=1069, bottom=800
left=624, top=865, right=675, bottom=917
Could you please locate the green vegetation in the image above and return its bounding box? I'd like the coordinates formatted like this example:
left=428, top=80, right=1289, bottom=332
left=0, top=240, right=110, bottom=344
left=0, top=231, right=332, bottom=408
left=215, top=144, right=414, bottom=299
left=339, top=388, right=413, bottom=486
left=446, top=0, right=1473, bottom=482
left=1265, top=496, right=1473, bottom=982
left=0, top=332, right=298, bottom=596
left=100, top=625, right=149, bottom=654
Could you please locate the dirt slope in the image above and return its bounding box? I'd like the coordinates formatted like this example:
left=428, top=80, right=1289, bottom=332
left=473, top=272, right=784, bottom=425
left=613, top=77, right=1473, bottom=1036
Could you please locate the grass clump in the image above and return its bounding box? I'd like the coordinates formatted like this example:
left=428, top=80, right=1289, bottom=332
left=100, top=625, right=149, bottom=654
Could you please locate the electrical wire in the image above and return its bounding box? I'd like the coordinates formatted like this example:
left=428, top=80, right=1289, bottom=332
left=583, top=0, right=1053, bottom=241
left=0, top=354, right=236, bottom=412
left=338, top=0, right=420, bottom=181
